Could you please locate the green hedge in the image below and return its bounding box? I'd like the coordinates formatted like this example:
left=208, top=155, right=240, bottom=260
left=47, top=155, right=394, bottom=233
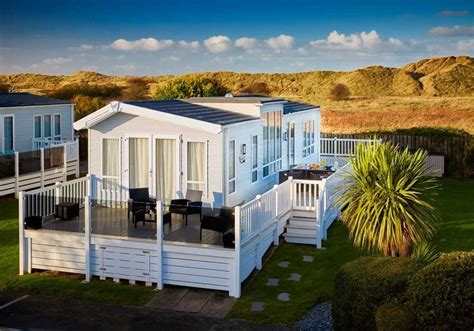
left=375, top=303, right=416, bottom=331
left=405, top=252, right=474, bottom=330
left=333, top=257, right=421, bottom=331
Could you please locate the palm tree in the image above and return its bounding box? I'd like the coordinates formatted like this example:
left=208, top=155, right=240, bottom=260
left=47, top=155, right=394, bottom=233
left=336, top=140, right=439, bottom=257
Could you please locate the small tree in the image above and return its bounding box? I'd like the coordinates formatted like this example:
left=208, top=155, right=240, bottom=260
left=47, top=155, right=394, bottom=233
left=336, top=141, right=439, bottom=257
left=330, top=83, right=350, bottom=100
left=122, top=77, right=149, bottom=100
left=0, top=83, right=11, bottom=93
left=239, top=82, right=271, bottom=96
left=154, top=76, right=226, bottom=100
left=73, top=95, right=106, bottom=120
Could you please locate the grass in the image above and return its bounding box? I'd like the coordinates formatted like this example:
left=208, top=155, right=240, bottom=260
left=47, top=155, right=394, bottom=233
left=0, top=199, right=155, bottom=306
left=228, top=178, right=474, bottom=324
left=0, top=178, right=472, bottom=323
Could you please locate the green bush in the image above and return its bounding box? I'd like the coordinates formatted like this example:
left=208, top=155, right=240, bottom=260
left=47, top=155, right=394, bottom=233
left=375, top=303, right=416, bottom=331
left=333, top=257, right=421, bottom=331
left=405, top=252, right=474, bottom=330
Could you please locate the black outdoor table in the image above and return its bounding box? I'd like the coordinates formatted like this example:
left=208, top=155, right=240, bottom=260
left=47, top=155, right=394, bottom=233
left=55, top=202, right=79, bottom=220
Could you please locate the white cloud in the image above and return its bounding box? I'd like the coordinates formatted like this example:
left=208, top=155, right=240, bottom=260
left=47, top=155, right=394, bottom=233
left=388, top=37, right=404, bottom=48
left=428, top=25, right=474, bottom=36
left=264, top=34, right=295, bottom=50
left=311, top=30, right=381, bottom=50
left=114, top=63, right=141, bottom=72
left=78, top=44, right=94, bottom=50
left=43, top=57, right=72, bottom=65
left=168, top=55, right=181, bottom=61
left=204, top=35, right=232, bottom=53
left=109, top=38, right=174, bottom=51
left=235, top=37, right=258, bottom=49
left=178, top=40, right=199, bottom=51
left=456, top=39, right=474, bottom=52
left=439, top=10, right=470, bottom=17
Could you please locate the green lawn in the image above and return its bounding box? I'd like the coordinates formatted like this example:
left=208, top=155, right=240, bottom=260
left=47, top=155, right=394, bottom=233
left=0, top=179, right=473, bottom=323
left=0, top=199, right=155, bottom=306
left=228, top=178, right=474, bottom=324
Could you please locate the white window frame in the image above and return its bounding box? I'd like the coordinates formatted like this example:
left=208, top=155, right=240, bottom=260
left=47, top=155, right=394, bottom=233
left=303, top=120, right=315, bottom=158
left=33, top=115, right=42, bottom=139
left=288, top=122, right=296, bottom=166
left=2, top=114, right=15, bottom=153
left=263, top=110, right=282, bottom=178
left=101, top=137, right=121, bottom=190
left=251, top=135, right=258, bottom=183
left=228, top=139, right=236, bottom=194
left=53, top=113, right=61, bottom=140
left=185, top=140, right=208, bottom=197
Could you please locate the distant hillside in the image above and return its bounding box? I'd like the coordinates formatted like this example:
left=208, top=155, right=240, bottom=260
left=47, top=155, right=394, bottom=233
left=1, top=56, right=473, bottom=101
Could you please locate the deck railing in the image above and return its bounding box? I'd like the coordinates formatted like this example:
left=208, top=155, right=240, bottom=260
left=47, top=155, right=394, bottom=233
left=320, top=137, right=379, bottom=167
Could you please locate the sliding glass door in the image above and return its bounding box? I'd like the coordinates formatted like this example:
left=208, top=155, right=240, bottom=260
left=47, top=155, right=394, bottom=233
left=129, top=138, right=150, bottom=189
left=186, top=141, right=206, bottom=193
left=155, top=138, right=177, bottom=203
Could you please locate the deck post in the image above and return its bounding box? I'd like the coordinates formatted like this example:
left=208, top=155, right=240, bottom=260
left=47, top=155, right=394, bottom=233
left=156, top=200, right=163, bottom=290
left=273, top=184, right=279, bottom=246
left=40, top=148, right=45, bottom=188
left=55, top=182, right=62, bottom=205
left=255, top=195, right=262, bottom=270
left=14, top=151, right=19, bottom=198
left=18, top=191, right=26, bottom=275
left=333, top=137, right=339, bottom=169
left=84, top=196, right=91, bottom=282
left=232, top=205, right=241, bottom=298
left=63, top=144, right=68, bottom=182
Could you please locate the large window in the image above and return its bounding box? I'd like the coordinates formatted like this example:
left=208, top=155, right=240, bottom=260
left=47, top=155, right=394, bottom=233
left=54, top=114, right=61, bottom=139
left=187, top=141, right=206, bottom=193
left=251, top=135, right=258, bottom=182
left=3, top=116, right=14, bottom=152
left=288, top=122, right=296, bottom=165
left=228, top=140, right=235, bottom=193
left=303, top=120, right=315, bottom=157
left=102, top=138, right=120, bottom=190
left=34, top=115, right=42, bottom=139
left=44, top=114, right=52, bottom=138
left=129, top=138, right=149, bottom=189
left=263, top=110, right=282, bottom=177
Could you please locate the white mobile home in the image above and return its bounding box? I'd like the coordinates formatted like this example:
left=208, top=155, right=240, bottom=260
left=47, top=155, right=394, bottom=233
left=19, top=95, right=365, bottom=297
left=0, top=93, right=79, bottom=196
left=74, top=95, right=320, bottom=207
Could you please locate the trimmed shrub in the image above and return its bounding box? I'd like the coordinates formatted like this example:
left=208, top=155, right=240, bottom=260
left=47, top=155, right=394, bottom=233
left=333, top=257, right=421, bottom=331
left=405, top=252, right=474, bottom=330
left=375, top=303, right=416, bottom=331
left=330, top=83, right=350, bottom=100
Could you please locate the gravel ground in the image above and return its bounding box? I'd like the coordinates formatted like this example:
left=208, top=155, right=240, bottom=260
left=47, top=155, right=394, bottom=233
left=295, top=301, right=333, bottom=331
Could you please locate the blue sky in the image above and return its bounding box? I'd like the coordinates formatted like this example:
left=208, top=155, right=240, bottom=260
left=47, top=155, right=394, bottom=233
left=0, top=0, right=473, bottom=75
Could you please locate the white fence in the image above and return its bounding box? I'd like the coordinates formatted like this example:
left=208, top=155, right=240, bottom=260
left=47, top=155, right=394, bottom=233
left=0, top=140, right=79, bottom=197
left=320, top=137, right=378, bottom=167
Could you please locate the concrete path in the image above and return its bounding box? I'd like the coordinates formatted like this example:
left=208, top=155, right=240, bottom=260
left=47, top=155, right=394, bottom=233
left=145, top=287, right=235, bottom=318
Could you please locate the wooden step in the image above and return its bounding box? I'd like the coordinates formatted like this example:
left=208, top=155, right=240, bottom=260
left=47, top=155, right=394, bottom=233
left=283, top=232, right=318, bottom=245
left=289, top=217, right=318, bottom=227
left=285, top=224, right=318, bottom=236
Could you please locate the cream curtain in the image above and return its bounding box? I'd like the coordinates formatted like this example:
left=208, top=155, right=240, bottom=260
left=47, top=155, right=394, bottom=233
left=156, top=139, right=176, bottom=204
left=102, top=139, right=119, bottom=189
left=129, top=138, right=149, bottom=189
left=187, top=141, right=205, bottom=191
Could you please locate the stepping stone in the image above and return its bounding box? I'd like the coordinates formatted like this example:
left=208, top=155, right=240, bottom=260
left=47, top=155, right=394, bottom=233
left=303, top=255, right=314, bottom=262
left=266, top=278, right=280, bottom=286
left=251, top=302, right=265, bottom=312
left=288, top=273, right=302, bottom=282
left=278, top=261, right=290, bottom=268
left=277, top=292, right=290, bottom=302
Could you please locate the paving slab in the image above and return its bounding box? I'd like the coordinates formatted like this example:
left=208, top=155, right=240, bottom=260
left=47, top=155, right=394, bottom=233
left=303, top=255, right=314, bottom=262
left=288, top=273, right=302, bottom=282
left=278, top=261, right=290, bottom=268
left=251, top=302, right=265, bottom=312
left=266, top=278, right=280, bottom=286
left=145, top=287, right=189, bottom=309
left=173, top=289, right=213, bottom=313
left=277, top=293, right=290, bottom=302
left=200, top=292, right=236, bottom=318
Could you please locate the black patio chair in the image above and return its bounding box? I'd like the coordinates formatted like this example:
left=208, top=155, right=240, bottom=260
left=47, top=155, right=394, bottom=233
left=169, top=189, right=203, bottom=225
left=200, top=201, right=245, bottom=244
left=128, top=188, right=156, bottom=221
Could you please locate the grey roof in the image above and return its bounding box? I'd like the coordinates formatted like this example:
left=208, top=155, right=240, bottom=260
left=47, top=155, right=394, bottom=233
left=124, top=99, right=258, bottom=126
left=0, top=93, right=71, bottom=108
left=187, top=95, right=285, bottom=104
left=283, top=101, right=318, bottom=114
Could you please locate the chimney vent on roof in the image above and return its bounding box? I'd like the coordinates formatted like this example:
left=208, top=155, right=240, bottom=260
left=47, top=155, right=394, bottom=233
left=224, top=93, right=234, bottom=98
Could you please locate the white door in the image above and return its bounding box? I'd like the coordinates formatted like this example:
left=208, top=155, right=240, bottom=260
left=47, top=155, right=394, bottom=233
left=288, top=122, right=296, bottom=166
left=184, top=141, right=207, bottom=197
left=153, top=137, right=179, bottom=204
left=127, top=137, right=152, bottom=190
